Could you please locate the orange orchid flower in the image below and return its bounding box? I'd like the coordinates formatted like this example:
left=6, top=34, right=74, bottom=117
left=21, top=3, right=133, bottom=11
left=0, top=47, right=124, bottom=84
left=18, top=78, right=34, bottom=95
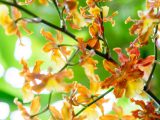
left=20, top=59, right=73, bottom=102
left=146, top=0, right=160, bottom=9
left=127, top=8, right=160, bottom=46
left=101, top=47, right=155, bottom=98
left=41, top=29, right=71, bottom=66
left=0, top=5, right=18, bottom=35
left=68, top=82, right=108, bottom=115
left=131, top=99, right=160, bottom=120
left=49, top=101, right=86, bottom=120
left=14, top=96, right=41, bottom=120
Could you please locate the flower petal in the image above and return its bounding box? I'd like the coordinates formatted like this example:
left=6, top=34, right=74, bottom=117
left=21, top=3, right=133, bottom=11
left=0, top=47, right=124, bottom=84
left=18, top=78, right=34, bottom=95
left=30, top=96, right=41, bottom=115
left=103, top=59, right=119, bottom=74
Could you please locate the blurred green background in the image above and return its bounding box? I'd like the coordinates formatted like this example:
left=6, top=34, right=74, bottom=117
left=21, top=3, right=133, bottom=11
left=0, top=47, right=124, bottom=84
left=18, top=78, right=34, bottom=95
left=0, top=0, right=160, bottom=119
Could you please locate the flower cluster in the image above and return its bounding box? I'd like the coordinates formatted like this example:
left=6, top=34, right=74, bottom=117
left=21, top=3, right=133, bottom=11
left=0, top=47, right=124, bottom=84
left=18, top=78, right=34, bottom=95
left=0, top=0, right=160, bottom=119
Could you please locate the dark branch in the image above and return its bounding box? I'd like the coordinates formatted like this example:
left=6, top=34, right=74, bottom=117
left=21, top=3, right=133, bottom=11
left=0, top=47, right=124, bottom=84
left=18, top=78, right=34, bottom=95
left=0, top=0, right=114, bottom=61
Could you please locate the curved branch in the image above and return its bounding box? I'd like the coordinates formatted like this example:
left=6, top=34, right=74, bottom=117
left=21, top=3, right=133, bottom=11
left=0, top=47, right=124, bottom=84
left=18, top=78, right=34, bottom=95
left=0, top=0, right=113, bottom=61
left=144, top=24, right=160, bottom=105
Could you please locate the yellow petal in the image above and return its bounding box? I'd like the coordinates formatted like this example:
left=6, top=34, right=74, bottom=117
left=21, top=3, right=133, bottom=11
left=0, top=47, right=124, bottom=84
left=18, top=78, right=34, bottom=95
left=102, top=6, right=109, bottom=17
left=0, top=5, right=11, bottom=25
left=125, top=79, right=144, bottom=98
left=89, top=6, right=100, bottom=16
left=5, top=21, right=18, bottom=35
left=81, top=107, right=100, bottom=120
left=22, top=83, right=34, bottom=103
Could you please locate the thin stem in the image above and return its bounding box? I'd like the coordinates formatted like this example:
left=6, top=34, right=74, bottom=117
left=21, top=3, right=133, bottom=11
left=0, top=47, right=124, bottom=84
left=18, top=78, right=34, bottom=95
left=144, top=25, right=158, bottom=90
left=96, top=2, right=110, bottom=57
left=58, top=44, right=77, bottom=47
left=52, top=0, right=61, bottom=18
left=101, top=8, right=109, bottom=55
left=58, top=48, right=79, bottom=72
left=30, top=91, right=53, bottom=118
left=48, top=91, right=53, bottom=106
left=30, top=106, right=48, bottom=118
left=52, top=0, right=66, bottom=29
left=75, top=87, right=114, bottom=116
left=0, top=0, right=114, bottom=61
left=15, top=17, right=42, bottom=23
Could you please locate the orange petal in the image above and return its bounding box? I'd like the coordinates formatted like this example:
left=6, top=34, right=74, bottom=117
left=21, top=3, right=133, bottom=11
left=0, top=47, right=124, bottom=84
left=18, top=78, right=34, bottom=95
left=12, top=7, right=22, bottom=20
left=122, top=115, right=136, bottom=120
left=87, top=38, right=100, bottom=50
left=146, top=0, right=160, bottom=9
left=99, top=115, right=118, bottom=120
left=39, top=0, right=48, bottom=5
left=61, top=102, right=73, bottom=120
left=101, top=76, right=117, bottom=89
left=55, top=69, right=74, bottom=80
left=138, top=26, right=153, bottom=46
left=112, top=103, right=123, bottom=116
left=49, top=106, right=62, bottom=119
left=14, top=98, right=30, bottom=119
left=103, top=59, right=119, bottom=74
left=20, top=59, right=29, bottom=75
left=65, top=0, right=77, bottom=12
left=130, top=99, right=146, bottom=110
left=40, top=28, right=55, bottom=42
left=89, top=24, right=98, bottom=38
left=114, top=86, right=125, bottom=98
left=113, top=48, right=128, bottom=64
left=127, top=69, right=144, bottom=81
left=77, top=94, right=91, bottom=104
left=43, top=42, right=56, bottom=52
left=137, top=55, right=155, bottom=67
left=33, top=60, right=43, bottom=74
left=126, top=46, right=140, bottom=57
left=60, top=46, right=71, bottom=56
left=5, top=21, right=18, bottom=35
left=77, top=37, right=87, bottom=54
left=56, top=31, right=63, bottom=43
left=30, top=96, right=41, bottom=115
